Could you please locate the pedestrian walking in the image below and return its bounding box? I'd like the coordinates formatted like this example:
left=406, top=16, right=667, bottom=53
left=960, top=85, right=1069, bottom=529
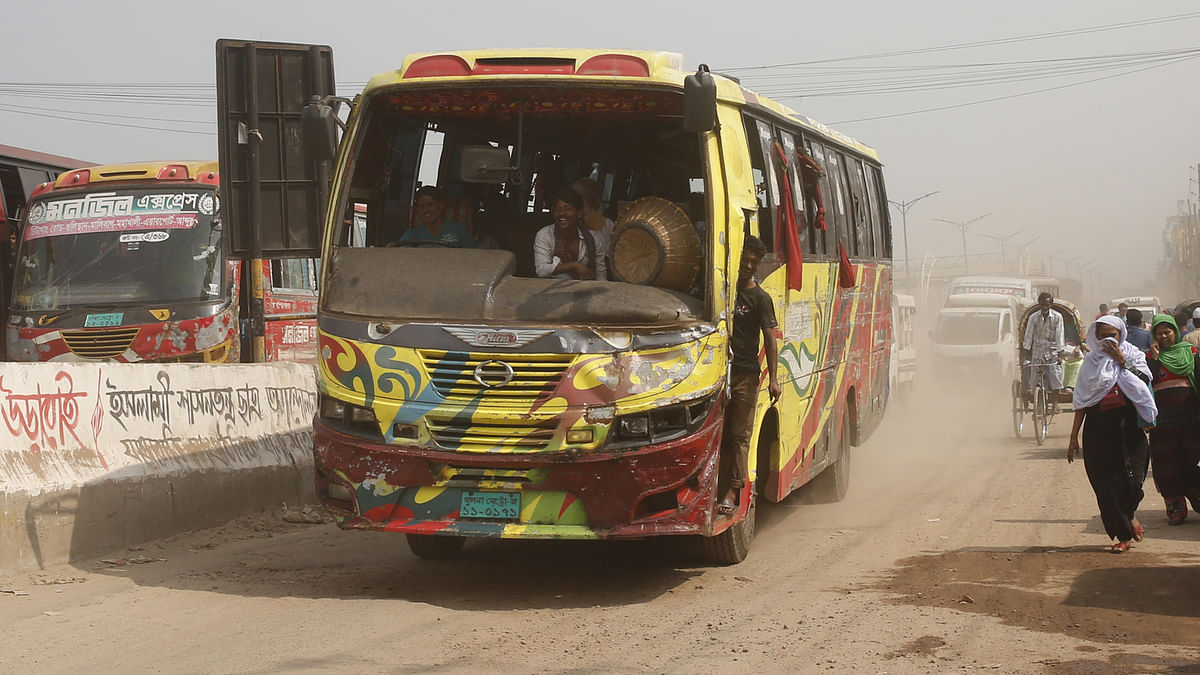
left=1125, top=308, right=1153, bottom=352
left=1068, top=316, right=1158, bottom=553
left=1146, top=314, right=1200, bottom=525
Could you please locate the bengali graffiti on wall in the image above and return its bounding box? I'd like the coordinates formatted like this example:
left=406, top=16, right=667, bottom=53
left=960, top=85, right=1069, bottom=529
left=0, top=362, right=317, bottom=496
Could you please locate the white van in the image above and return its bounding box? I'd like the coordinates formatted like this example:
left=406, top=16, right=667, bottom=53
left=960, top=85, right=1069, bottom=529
left=1109, top=296, right=1161, bottom=322
left=933, top=293, right=1027, bottom=381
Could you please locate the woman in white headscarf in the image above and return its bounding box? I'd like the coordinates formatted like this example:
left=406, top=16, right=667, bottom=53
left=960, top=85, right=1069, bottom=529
left=1067, top=315, right=1157, bottom=553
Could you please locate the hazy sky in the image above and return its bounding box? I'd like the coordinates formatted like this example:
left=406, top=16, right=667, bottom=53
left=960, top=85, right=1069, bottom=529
left=6, top=1, right=1198, bottom=303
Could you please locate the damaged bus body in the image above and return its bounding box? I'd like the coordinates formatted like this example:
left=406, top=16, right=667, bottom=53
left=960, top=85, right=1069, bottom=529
left=7, top=161, right=318, bottom=363
left=273, top=47, right=892, bottom=562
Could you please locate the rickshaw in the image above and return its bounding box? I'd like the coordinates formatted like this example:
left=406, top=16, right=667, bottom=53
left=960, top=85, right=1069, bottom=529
left=1011, top=299, right=1084, bottom=445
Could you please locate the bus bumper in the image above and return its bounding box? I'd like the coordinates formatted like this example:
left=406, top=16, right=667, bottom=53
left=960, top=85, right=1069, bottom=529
left=312, top=417, right=722, bottom=539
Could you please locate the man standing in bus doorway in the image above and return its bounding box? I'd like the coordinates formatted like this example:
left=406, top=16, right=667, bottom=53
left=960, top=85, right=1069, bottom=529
left=1022, top=292, right=1077, bottom=396
left=718, top=236, right=781, bottom=515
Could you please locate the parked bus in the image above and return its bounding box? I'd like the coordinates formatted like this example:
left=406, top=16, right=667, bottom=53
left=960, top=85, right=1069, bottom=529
left=285, top=47, right=892, bottom=562
left=6, top=160, right=318, bottom=363
left=0, top=145, right=93, bottom=352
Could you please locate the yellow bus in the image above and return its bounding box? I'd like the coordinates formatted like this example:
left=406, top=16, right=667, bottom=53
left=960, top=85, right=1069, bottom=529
left=281, top=47, right=893, bottom=562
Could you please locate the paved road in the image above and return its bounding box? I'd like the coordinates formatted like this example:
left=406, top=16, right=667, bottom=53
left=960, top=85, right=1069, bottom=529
left=2, top=381, right=1198, bottom=673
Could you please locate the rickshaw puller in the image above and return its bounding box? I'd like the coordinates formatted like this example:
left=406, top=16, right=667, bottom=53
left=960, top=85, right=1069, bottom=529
left=1023, top=292, right=1080, bottom=395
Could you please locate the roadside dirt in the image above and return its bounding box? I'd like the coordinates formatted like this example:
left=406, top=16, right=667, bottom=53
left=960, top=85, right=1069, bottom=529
left=1, top=374, right=1198, bottom=673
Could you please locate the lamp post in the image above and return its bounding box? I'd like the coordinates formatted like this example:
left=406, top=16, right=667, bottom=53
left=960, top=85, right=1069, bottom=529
left=977, top=227, right=1026, bottom=272
left=888, top=190, right=940, bottom=286
left=1080, top=262, right=1096, bottom=303
left=1043, top=248, right=1065, bottom=277
left=1013, top=235, right=1040, bottom=276
left=934, top=213, right=990, bottom=275
left=1063, top=255, right=1082, bottom=279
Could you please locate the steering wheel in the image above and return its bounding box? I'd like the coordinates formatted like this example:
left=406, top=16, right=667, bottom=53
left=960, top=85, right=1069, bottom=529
left=394, top=239, right=456, bottom=248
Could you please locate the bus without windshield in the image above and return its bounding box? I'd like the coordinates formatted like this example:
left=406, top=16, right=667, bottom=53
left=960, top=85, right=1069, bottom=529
left=255, top=46, right=894, bottom=562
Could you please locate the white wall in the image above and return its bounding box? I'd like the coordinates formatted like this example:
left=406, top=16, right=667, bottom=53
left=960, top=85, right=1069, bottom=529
left=0, top=362, right=317, bottom=497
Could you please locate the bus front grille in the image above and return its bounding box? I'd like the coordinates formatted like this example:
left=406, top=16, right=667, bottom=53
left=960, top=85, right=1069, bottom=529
left=426, top=417, right=558, bottom=453
left=60, top=328, right=140, bottom=359
left=418, top=350, right=573, bottom=402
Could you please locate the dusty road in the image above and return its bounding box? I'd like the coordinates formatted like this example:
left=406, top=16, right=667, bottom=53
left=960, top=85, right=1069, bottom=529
left=2, top=380, right=1198, bottom=674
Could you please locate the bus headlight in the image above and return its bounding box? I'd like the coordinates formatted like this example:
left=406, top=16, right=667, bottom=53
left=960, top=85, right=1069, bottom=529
left=609, top=392, right=716, bottom=448
left=319, top=394, right=382, bottom=438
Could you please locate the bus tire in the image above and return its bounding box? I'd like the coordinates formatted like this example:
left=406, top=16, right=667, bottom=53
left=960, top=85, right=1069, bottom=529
left=405, top=533, right=466, bottom=559
left=810, top=411, right=851, bottom=503
left=702, top=491, right=756, bottom=565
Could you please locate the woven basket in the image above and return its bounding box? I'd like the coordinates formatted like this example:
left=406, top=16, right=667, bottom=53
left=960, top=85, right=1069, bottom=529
left=610, top=197, right=700, bottom=293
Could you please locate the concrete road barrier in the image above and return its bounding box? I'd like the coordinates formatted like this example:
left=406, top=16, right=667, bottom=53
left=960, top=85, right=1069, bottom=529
left=0, top=361, right=317, bottom=572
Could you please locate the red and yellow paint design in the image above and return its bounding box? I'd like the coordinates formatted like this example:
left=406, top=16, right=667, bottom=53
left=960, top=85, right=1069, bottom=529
left=313, top=256, right=890, bottom=539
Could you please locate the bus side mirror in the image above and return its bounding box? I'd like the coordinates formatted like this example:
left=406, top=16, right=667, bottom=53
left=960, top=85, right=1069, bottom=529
left=302, top=97, right=337, bottom=163
left=683, top=65, right=717, bottom=133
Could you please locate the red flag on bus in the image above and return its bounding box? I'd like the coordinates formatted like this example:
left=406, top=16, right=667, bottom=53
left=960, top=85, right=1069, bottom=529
left=838, top=242, right=857, bottom=288
left=772, top=145, right=804, bottom=292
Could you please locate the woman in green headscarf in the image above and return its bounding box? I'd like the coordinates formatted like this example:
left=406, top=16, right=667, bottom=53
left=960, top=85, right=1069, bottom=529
left=1146, top=314, right=1200, bottom=525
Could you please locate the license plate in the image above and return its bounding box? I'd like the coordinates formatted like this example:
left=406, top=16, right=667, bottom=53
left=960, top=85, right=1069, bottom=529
left=84, top=312, right=123, bottom=328
left=459, top=491, right=520, bottom=520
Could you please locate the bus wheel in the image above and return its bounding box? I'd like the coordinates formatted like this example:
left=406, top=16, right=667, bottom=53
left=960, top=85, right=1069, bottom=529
left=702, top=491, right=756, bottom=565
left=405, top=533, right=466, bottom=559
left=810, top=411, right=852, bottom=503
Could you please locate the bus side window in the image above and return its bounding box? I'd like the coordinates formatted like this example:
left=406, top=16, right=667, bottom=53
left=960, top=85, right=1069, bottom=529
left=829, top=151, right=858, bottom=258
left=869, top=166, right=891, bottom=259
left=742, top=115, right=777, bottom=250
left=270, top=257, right=320, bottom=293
left=847, top=157, right=873, bottom=258
left=804, top=140, right=831, bottom=258
left=822, top=148, right=850, bottom=257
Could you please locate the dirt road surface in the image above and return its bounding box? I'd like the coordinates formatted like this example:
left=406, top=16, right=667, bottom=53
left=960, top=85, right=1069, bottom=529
left=2, top=381, right=1198, bottom=674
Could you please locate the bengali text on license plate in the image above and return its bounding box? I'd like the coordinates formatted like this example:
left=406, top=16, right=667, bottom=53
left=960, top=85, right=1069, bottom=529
left=84, top=312, right=124, bottom=328
left=459, top=491, right=520, bottom=520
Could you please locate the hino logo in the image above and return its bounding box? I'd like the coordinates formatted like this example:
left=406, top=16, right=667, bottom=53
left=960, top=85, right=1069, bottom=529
left=443, top=326, right=551, bottom=348
left=473, top=360, right=515, bottom=389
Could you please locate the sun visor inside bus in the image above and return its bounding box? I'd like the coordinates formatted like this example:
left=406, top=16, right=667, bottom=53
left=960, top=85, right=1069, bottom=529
left=324, top=248, right=703, bottom=324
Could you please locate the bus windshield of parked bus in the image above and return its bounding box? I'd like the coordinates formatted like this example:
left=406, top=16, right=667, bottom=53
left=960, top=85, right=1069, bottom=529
left=326, top=84, right=708, bottom=326
left=14, top=187, right=223, bottom=311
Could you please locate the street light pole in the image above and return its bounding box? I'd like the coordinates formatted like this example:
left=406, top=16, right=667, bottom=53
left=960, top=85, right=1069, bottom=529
left=1043, top=248, right=1065, bottom=277
left=1013, top=235, right=1040, bottom=276
left=888, top=190, right=940, bottom=286
left=977, top=227, right=1026, bottom=272
left=933, top=213, right=990, bottom=275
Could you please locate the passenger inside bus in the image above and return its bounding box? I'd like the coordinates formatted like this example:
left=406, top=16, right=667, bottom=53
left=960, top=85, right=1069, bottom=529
left=332, top=86, right=710, bottom=322
left=395, top=186, right=475, bottom=248
left=532, top=189, right=607, bottom=280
